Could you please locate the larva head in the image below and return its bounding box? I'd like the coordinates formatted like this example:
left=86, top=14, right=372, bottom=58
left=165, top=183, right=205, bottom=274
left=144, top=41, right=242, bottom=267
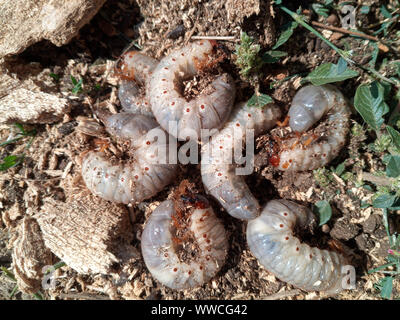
left=114, top=51, right=139, bottom=80
left=288, top=85, right=331, bottom=132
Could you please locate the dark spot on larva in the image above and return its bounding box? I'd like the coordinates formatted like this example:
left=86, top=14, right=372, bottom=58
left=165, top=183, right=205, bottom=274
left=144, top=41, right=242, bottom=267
left=162, top=79, right=166, bottom=81
left=203, top=234, right=207, bottom=238
left=186, top=108, right=190, bottom=112
left=145, top=102, right=149, bottom=105
left=236, top=123, right=240, bottom=127
left=173, top=268, right=178, bottom=272
left=285, top=237, right=289, bottom=240
left=172, top=58, right=176, bottom=61
left=217, top=173, right=222, bottom=177
left=171, top=102, right=175, bottom=106
left=188, top=271, right=192, bottom=275
left=200, top=104, right=205, bottom=109
left=296, top=247, right=299, bottom=251
left=121, top=178, right=124, bottom=182
left=145, top=167, right=149, bottom=171
left=164, top=67, right=168, bottom=70
left=206, top=239, right=211, bottom=244
left=323, top=153, right=327, bottom=157
left=310, top=254, right=313, bottom=259
left=163, top=90, right=167, bottom=94
left=200, top=42, right=204, bottom=45
left=289, top=159, right=293, bottom=163
left=279, top=224, right=284, bottom=228
left=248, top=114, right=251, bottom=117
left=146, top=141, right=151, bottom=145
left=164, top=253, right=168, bottom=257
left=181, top=53, right=185, bottom=56
left=206, top=256, right=210, bottom=261
left=134, top=175, right=139, bottom=179
left=199, top=266, right=203, bottom=270
left=93, top=167, right=97, bottom=171
left=219, top=146, right=223, bottom=149
left=207, top=248, right=211, bottom=252
left=283, top=212, right=288, bottom=216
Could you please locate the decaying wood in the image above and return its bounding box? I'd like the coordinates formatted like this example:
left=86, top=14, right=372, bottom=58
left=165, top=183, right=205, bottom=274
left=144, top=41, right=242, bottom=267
left=0, top=0, right=107, bottom=58
left=0, top=62, right=70, bottom=124
left=36, top=194, right=137, bottom=275
left=12, top=216, right=53, bottom=294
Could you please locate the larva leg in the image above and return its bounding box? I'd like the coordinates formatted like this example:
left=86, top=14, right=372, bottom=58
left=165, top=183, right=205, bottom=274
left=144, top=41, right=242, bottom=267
left=201, top=102, right=281, bottom=220
left=148, top=40, right=236, bottom=140
left=141, top=191, right=228, bottom=290
left=81, top=113, right=178, bottom=204
left=274, top=85, right=351, bottom=171
left=117, top=51, right=158, bottom=116
left=247, top=200, right=351, bottom=295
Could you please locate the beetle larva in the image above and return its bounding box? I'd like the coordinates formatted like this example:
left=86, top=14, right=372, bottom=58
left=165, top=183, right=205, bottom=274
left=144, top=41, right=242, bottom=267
left=271, top=85, right=351, bottom=171
left=117, top=51, right=158, bottom=117
left=201, top=102, right=281, bottom=220
left=247, top=199, right=350, bottom=294
left=141, top=187, right=228, bottom=290
left=148, top=40, right=236, bottom=140
left=81, top=113, right=177, bottom=204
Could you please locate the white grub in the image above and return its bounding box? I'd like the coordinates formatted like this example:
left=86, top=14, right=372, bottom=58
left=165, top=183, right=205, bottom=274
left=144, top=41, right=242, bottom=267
left=81, top=113, right=178, bottom=204
left=117, top=51, right=158, bottom=117
left=148, top=40, right=236, bottom=140
left=276, top=85, right=351, bottom=171
left=201, top=102, right=281, bottom=220
left=141, top=199, right=228, bottom=290
left=247, top=200, right=351, bottom=295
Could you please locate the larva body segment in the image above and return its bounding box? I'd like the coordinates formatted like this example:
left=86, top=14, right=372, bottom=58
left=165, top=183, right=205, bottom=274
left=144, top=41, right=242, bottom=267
left=277, top=85, right=351, bottom=171
left=247, top=200, right=350, bottom=294
left=118, top=51, right=158, bottom=116
left=148, top=40, right=236, bottom=140
left=141, top=199, right=228, bottom=290
left=201, top=102, right=282, bottom=220
left=82, top=113, right=177, bottom=204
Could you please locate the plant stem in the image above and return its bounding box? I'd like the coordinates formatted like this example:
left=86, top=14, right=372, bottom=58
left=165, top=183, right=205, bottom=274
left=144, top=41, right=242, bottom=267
left=276, top=4, right=400, bottom=88
left=383, top=208, right=394, bottom=247
left=277, top=5, right=353, bottom=64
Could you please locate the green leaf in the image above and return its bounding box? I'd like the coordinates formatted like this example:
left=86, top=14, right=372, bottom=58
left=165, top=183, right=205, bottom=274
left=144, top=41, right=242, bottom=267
left=272, top=21, right=298, bottom=49
left=312, top=3, right=330, bottom=17
left=1, top=266, right=16, bottom=281
left=314, top=200, right=332, bottom=226
left=379, top=276, right=393, bottom=300
left=354, top=82, right=389, bottom=132
left=14, top=123, right=26, bottom=135
left=262, top=50, right=288, bottom=63
left=337, top=57, right=348, bottom=74
left=305, top=62, right=359, bottom=85
left=387, top=126, right=400, bottom=150
left=360, top=6, right=370, bottom=14
left=334, top=162, right=345, bottom=176
left=372, top=194, right=397, bottom=208
left=247, top=93, right=274, bottom=108
left=386, top=155, right=400, bottom=178
left=0, top=155, right=24, bottom=171
left=380, top=5, right=393, bottom=19
left=70, top=75, right=83, bottom=94
left=49, top=73, right=60, bottom=81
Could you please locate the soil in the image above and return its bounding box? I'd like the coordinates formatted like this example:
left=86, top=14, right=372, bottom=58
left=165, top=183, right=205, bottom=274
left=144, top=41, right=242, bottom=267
left=1, top=0, right=399, bottom=300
